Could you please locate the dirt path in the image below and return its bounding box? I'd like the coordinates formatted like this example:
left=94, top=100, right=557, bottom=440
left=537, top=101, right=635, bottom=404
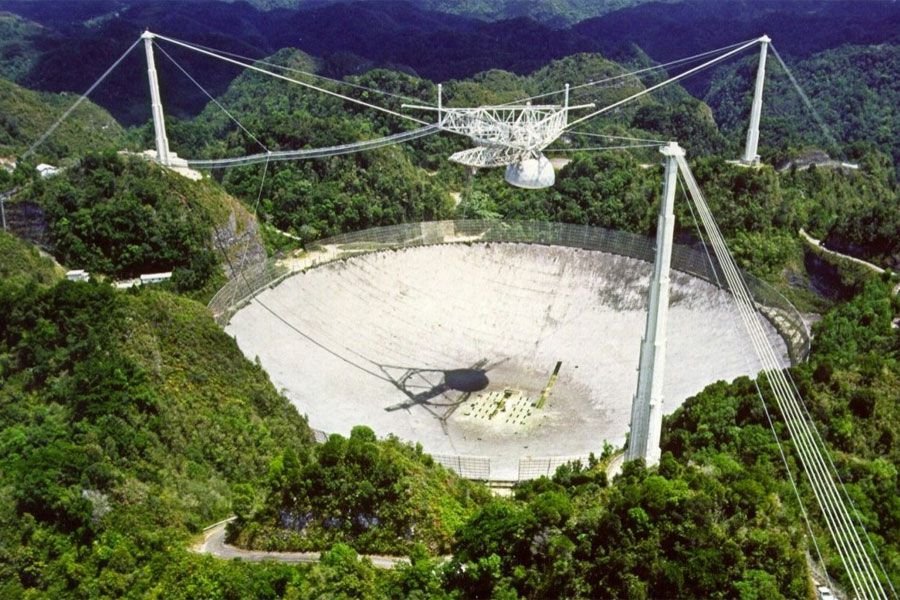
left=191, top=518, right=410, bottom=569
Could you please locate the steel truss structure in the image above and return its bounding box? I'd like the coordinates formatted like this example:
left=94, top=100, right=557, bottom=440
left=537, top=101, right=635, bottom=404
left=404, top=85, right=593, bottom=187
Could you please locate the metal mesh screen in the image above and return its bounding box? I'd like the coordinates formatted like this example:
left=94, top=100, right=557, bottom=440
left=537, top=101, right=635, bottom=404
left=431, top=454, right=492, bottom=480
left=217, top=220, right=812, bottom=482
left=210, top=220, right=809, bottom=362
left=518, top=455, right=592, bottom=481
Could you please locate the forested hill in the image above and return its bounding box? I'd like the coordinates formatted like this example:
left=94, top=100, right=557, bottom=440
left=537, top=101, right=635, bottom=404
left=0, top=76, right=125, bottom=162
left=6, top=152, right=265, bottom=296
left=0, top=0, right=897, bottom=124
left=706, top=44, right=900, bottom=172
left=0, top=4, right=897, bottom=597
left=0, top=273, right=317, bottom=596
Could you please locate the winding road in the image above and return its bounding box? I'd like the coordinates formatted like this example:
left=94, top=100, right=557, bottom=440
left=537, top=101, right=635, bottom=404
left=799, top=229, right=887, bottom=275
left=191, top=518, right=410, bottom=569
left=800, top=228, right=899, bottom=298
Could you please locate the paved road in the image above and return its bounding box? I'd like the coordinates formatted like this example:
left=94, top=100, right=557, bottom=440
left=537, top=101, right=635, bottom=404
left=800, top=228, right=899, bottom=298
left=800, top=228, right=886, bottom=275
left=191, top=518, right=410, bottom=569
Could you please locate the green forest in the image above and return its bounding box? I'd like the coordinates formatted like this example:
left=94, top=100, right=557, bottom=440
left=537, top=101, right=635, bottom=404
left=230, top=426, right=490, bottom=556
left=0, top=9, right=898, bottom=597
left=0, top=78, right=125, bottom=163
left=2, top=234, right=896, bottom=597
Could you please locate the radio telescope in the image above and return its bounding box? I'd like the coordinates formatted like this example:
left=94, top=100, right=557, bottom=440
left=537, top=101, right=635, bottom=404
left=404, top=85, right=593, bottom=189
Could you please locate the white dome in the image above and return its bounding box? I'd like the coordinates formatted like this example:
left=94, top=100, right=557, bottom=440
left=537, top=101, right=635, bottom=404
left=504, top=155, right=555, bottom=189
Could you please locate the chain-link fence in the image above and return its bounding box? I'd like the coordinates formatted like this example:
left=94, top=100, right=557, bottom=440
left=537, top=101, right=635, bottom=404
left=431, top=455, right=493, bottom=480
left=209, top=220, right=809, bottom=362
left=517, top=455, right=594, bottom=481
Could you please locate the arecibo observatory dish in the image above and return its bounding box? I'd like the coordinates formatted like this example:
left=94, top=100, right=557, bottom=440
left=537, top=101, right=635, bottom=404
left=223, top=224, right=792, bottom=480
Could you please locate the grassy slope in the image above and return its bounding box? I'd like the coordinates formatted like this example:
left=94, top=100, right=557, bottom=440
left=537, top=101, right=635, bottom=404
left=0, top=76, right=125, bottom=162
left=0, top=229, right=62, bottom=285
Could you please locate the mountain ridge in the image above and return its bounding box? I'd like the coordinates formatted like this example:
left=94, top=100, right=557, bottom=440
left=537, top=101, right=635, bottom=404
left=0, top=0, right=897, bottom=124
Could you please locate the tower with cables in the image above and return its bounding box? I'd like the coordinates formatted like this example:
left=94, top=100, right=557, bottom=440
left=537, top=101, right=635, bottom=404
left=741, top=35, right=770, bottom=165
left=625, top=141, right=683, bottom=466
left=142, top=31, right=171, bottom=167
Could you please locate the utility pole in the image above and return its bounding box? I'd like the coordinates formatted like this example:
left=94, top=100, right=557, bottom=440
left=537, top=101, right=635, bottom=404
left=741, top=35, right=770, bottom=165
left=142, top=31, right=171, bottom=167
left=626, top=141, right=683, bottom=466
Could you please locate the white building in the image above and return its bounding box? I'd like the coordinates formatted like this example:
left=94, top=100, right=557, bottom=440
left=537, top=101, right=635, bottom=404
left=36, top=163, right=61, bottom=178
left=66, top=269, right=89, bottom=282
left=140, top=272, right=173, bottom=285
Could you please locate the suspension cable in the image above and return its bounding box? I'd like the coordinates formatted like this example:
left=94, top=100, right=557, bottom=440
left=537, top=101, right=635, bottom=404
left=154, top=41, right=270, bottom=154
left=152, top=33, right=430, bottom=127
left=685, top=164, right=884, bottom=598
left=24, top=37, right=141, bottom=159
left=679, top=170, right=833, bottom=585
left=232, top=153, right=271, bottom=280
left=186, top=125, right=438, bottom=169
left=157, top=34, right=428, bottom=104
left=783, top=349, right=899, bottom=598
left=568, top=131, right=669, bottom=144
left=565, top=38, right=761, bottom=131
left=545, top=143, right=659, bottom=152
left=505, top=38, right=758, bottom=106
left=754, top=377, right=835, bottom=592
left=678, top=156, right=891, bottom=598
left=769, top=44, right=844, bottom=160
left=160, top=38, right=427, bottom=172
left=678, top=174, right=721, bottom=288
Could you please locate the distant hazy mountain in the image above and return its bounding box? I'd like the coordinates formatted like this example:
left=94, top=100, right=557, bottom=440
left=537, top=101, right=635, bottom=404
left=414, top=0, right=670, bottom=27
left=0, top=0, right=896, bottom=125
left=181, top=0, right=665, bottom=25
left=573, top=0, right=900, bottom=61
left=0, top=11, right=45, bottom=81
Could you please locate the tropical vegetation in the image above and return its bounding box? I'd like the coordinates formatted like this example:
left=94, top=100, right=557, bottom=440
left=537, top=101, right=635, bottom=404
left=0, top=2, right=897, bottom=596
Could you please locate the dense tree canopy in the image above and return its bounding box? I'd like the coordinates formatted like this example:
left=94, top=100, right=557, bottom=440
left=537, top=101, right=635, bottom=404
left=0, top=17, right=897, bottom=597
left=0, top=276, right=316, bottom=596
left=13, top=152, right=256, bottom=294
left=232, top=426, right=489, bottom=555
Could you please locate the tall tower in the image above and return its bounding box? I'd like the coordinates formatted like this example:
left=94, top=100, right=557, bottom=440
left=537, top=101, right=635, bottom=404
left=625, top=141, right=683, bottom=466
left=741, top=35, right=770, bottom=165
left=142, top=31, right=171, bottom=166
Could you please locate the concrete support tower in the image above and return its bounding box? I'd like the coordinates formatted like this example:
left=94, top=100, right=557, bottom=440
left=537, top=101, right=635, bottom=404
left=142, top=31, right=170, bottom=167
left=741, top=35, right=770, bottom=165
left=626, top=141, right=684, bottom=466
